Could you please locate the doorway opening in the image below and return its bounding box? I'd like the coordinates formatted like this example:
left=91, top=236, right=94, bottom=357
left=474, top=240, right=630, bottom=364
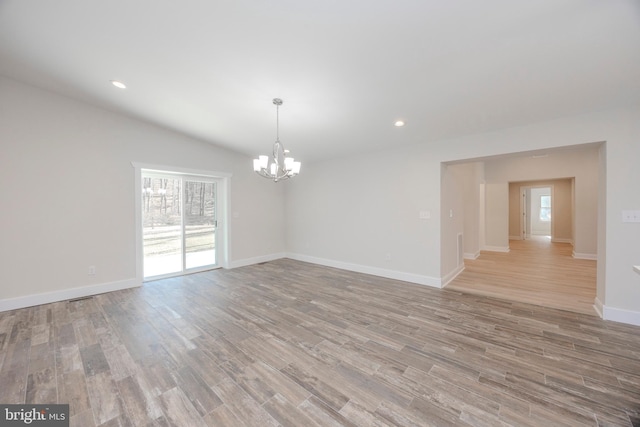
left=441, top=142, right=603, bottom=315
left=509, top=178, right=574, bottom=246
left=520, top=185, right=552, bottom=240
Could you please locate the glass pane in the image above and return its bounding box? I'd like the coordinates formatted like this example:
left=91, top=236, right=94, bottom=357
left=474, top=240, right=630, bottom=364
left=540, top=195, right=551, bottom=208
left=540, top=207, right=551, bottom=221
left=143, top=176, right=182, bottom=277
left=185, top=180, right=216, bottom=269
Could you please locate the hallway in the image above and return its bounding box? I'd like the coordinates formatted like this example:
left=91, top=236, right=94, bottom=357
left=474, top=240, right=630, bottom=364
left=445, top=237, right=597, bottom=315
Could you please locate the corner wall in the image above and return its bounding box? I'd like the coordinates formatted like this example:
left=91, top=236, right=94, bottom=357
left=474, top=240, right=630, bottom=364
left=0, top=76, right=286, bottom=310
left=286, top=106, right=640, bottom=325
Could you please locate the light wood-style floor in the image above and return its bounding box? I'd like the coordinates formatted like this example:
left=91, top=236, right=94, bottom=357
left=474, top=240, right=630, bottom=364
left=446, top=237, right=597, bottom=315
left=1, top=259, right=639, bottom=426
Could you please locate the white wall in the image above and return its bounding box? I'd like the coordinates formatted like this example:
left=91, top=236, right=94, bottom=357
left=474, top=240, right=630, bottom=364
left=483, top=183, right=510, bottom=251
left=286, top=106, right=640, bottom=325
left=603, top=108, right=640, bottom=324
left=285, top=145, right=442, bottom=286
left=440, top=164, right=465, bottom=283
left=448, top=162, right=483, bottom=259
left=0, top=76, right=286, bottom=308
left=596, top=144, right=607, bottom=315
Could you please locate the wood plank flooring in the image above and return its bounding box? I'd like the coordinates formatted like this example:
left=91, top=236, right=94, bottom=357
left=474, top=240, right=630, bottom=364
left=1, top=259, right=639, bottom=426
left=446, top=237, right=597, bottom=315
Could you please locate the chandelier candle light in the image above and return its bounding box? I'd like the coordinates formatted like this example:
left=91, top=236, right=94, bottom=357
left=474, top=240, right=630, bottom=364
left=253, top=98, right=301, bottom=182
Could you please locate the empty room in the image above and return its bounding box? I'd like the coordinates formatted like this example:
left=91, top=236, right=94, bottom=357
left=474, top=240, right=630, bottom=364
left=1, top=1, right=640, bottom=426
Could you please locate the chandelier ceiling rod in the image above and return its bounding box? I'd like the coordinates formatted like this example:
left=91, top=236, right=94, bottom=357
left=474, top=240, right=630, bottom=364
left=275, top=98, right=281, bottom=142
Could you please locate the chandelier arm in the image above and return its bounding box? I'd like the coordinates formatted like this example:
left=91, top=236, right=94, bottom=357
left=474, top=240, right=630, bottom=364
left=273, top=167, right=290, bottom=180
left=253, top=97, right=299, bottom=182
left=255, top=166, right=291, bottom=181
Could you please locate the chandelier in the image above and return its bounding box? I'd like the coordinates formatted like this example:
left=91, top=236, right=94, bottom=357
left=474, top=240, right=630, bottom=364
left=253, top=98, right=301, bottom=182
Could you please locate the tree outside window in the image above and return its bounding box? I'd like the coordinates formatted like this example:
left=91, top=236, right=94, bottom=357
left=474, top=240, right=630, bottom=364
left=540, top=195, right=551, bottom=221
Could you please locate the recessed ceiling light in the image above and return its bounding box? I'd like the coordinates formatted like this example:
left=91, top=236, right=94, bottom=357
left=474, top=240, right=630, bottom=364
left=111, top=80, right=127, bottom=89
left=394, top=120, right=405, bottom=127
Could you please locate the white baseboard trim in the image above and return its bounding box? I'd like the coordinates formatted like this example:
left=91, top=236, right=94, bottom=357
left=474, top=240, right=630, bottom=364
left=441, top=265, right=465, bottom=288
left=552, top=238, right=573, bottom=244
left=602, top=304, right=640, bottom=327
left=482, top=246, right=510, bottom=253
left=228, top=252, right=287, bottom=269
left=572, top=251, right=597, bottom=260
left=0, top=278, right=141, bottom=313
left=595, top=296, right=640, bottom=326
left=593, top=297, right=604, bottom=318
left=286, top=253, right=442, bottom=288
left=464, top=252, right=480, bottom=260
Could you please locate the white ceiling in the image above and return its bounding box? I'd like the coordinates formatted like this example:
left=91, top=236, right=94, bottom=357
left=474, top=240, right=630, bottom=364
left=1, top=0, right=639, bottom=163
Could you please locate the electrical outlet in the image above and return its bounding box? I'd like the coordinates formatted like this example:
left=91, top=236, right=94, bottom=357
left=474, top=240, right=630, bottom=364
left=88, top=266, right=96, bottom=276
left=419, top=210, right=431, bottom=220
left=622, top=210, right=640, bottom=223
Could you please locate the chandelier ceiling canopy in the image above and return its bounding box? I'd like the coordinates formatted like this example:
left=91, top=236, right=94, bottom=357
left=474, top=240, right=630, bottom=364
left=253, top=98, right=301, bottom=182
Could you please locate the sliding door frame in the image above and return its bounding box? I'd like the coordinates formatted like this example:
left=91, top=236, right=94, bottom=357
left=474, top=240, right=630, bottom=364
left=133, top=162, right=232, bottom=282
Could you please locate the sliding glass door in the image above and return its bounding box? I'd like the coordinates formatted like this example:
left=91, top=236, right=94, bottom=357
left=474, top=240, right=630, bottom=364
left=142, top=172, right=218, bottom=279
left=184, top=179, right=216, bottom=270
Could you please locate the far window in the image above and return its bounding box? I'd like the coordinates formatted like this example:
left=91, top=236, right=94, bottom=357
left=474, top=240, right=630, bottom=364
left=540, top=195, right=551, bottom=221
